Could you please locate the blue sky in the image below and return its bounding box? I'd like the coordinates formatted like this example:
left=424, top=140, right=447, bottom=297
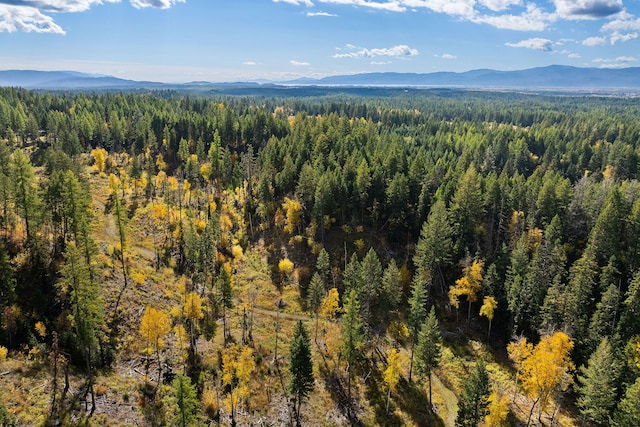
left=0, top=0, right=639, bottom=82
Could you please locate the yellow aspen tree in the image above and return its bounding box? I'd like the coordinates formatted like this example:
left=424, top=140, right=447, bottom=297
left=383, top=348, right=402, bottom=414
left=449, top=259, right=484, bottom=323
left=479, top=295, right=498, bottom=339
left=139, top=306, right=171, bottom=383
left=485, top=389, right=510, bottom=426
left=90, top=148, right=108, bottom=174
left=183, top=291, right=205, bottom=320
left=221, top=345, right=255, bottom=426
left=278, top=258, right=294, bottom=284
left=282, top=197, right=302, bottom=235
left=507, top=336, right=533, bottom=401
left=319, top=288, right=340, bottom=319
left=518, top=331, right=574, bottom=425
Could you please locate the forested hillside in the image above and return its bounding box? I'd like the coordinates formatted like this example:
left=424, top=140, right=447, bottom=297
left=0, top=87, right=639, bottom=426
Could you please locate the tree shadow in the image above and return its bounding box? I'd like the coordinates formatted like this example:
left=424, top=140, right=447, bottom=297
left=318, top=356, right=363, bottom=426
left=360, top=356, right=405, bottom=427
left=394, top=377, right=445, bottom=427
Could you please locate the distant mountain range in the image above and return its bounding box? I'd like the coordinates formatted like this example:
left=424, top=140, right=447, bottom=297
left=1, top=66, right=639, bottom=91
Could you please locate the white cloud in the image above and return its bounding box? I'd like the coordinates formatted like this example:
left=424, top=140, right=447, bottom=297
left=552, top=0, right=623, bottom=20
left=290, top=60, right=310, bottom=66
left=0, top=0, right=184, bottom=34
left=273, top=0, right=314, bottom=6
left=321, top=0, right=405, bottom=12
left=505, top=37, right=553, bottom=50
left=401, top=0, right=475, bottom=17
left=568, top=53, right=581, bottom=58
left=0, top=4, right=64, bottom=33
left=130, top=0, right=185, bottom=9
left=435, top=53, right=457, bottom=59
left=334, top=44, right=418, bottom=58
left=371, top=61, right=391, bottom=64
left=609, top=31, right=638, bottom=44
left=472, top=3, right=552, bottom=31
left=601, top=16, right=640, bottom=33
left=477, top=0, right=522, bottom=12
left=615, top=56, right=637, bottom=62
left=583, top=36, right=607, bottom=45
left=307, top=11, right=337, bottom=16
left=243, top=61, right=257, bottom=65
left=594, top=55, right=637, bottom=68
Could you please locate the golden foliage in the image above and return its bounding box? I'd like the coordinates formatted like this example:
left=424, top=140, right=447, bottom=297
left=449, top=259, right=484, bottom=308
left=278, top=258, right=294, bottom=275
left=320, top=288, right=340, bottom=319
left=222, top=344, right=256, bottom=414
left=91, top=148, right=108, bottom=173
left=485, top=390, right=510, bottom=426
left=0, top=346, right=7, bottom=361
left=282, top=197, right=302, bottom=235
left=518, top=332, right=574, bottom=414
left=34, top=321, right=46, bottom=338
left=479, top=296, right=498, bottom=321
left=132, top=271, right=145, bottom=286
left=231, top=244, right=243, bottom=261
left=183, top=291, right=205, bottom=320
left=383, top=348, right=402, bottom=393
left=139, top=306, right=171, bottom=351
left=388, top=320, right=410, bottom=344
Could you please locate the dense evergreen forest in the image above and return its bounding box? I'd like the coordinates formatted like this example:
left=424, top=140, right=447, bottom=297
left=0, top=86, right=639, bottom=426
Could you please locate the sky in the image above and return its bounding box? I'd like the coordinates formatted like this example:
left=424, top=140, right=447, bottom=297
left=0, top=0, right=639, bottom=82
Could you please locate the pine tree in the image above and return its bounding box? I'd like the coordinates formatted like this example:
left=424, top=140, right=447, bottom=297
left=455, top=360, right=490, bottom=427
left=60, top=243, right=104, bottom=416
left=407, top=275, right=428, bottom=382
left=315, top=247, right=331, bottom=288
left=288, top=321, right=314, bottom=427
left=307, top=272, right=325, bottom=342
left=414, top=306, right=442, bottom=406
left=414, top=199, right=453, bottom=292
left=341, top=289, right=364, bottom=403
left=612, top=377, right=640, bottom=427
left=576, top=338, right=618, bottom=426
left=172, top=374, right=200, bottom=427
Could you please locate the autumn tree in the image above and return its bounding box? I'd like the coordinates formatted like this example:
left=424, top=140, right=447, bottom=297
left=485, top=389, right=510, bottom=427
left=449, top=259, right=484, bottom=323
left=414, top=306, right=442, bottom=406
left=221, top=344, right=255, bottom=427
left=479, top=296, right=498, bottom=339
left=383, top=348, right=401, bottom=415
left=518, top=331, right=574, bottom=425
left=288, top=321, right=314, bottom=427
left=319, top=287, right=340, bottom=320
left=282, top=197, right=302, bottom=235
left=139, top=306, right=171, bottom=383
